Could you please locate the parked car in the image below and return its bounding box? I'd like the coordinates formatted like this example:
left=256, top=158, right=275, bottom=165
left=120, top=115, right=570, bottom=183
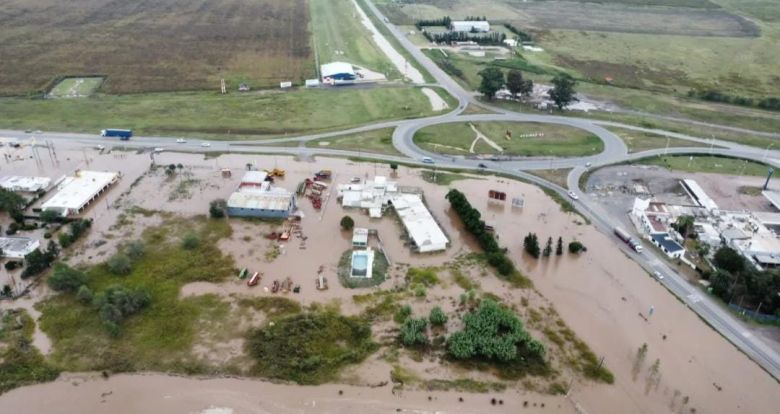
left=653, top=271, right=664, bottom=280
left=478, top=163, right=488, bottom=169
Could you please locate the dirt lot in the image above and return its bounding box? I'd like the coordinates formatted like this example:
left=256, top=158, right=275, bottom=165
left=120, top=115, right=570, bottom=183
left=2, top=145, right=779, bottom=413
left=0, top=0, right=313, bottom=95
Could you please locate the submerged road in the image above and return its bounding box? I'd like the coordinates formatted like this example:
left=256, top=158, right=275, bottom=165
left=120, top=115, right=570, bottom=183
left=2, top=0, right=780, bottom=382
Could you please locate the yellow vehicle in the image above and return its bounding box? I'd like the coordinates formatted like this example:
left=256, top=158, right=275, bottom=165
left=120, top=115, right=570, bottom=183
left=264, top=168, right=285, bottom=178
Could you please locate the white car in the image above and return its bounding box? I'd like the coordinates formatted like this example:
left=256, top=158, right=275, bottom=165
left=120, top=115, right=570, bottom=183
left=95, top=145, right=105, bottom=151
left=567, top=191, right=579, bottom=200
left=153, top=147, right=164, bottom=153
left=421, top=156, right=434, bottom=164
left=201, top=142, right=211, bottom=147
left=653, top=271, right=664, bottom=280
left=176, top=138, right=186, bottom=144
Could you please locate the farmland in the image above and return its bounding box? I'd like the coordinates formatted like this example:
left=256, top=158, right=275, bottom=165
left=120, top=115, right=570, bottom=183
left=0, top=87, right=439, bottom=138
left=0, top=0, right=314, bottom=96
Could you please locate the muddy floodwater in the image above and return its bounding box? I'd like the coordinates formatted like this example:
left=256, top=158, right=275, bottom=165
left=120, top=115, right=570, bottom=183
left=1, top=143, right=779, bottom=413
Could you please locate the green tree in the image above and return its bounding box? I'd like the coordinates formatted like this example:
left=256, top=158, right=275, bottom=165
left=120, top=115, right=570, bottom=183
left=478, top=67, right=504, bottom=100
left=39, top=209, right=61, bottom=223
left=674, top=215, right=695, bottom=239
left=506, top=69, right=533, bottom=98
left=542, top=236, right=553, bottom=257
left=556, top=237, right=563, bottom=256
left=390, top=163, right=398, bottom=172
left=400, top=317, right=428, bottom=346
left=209, top=198, right=227, bottom=218
left=47, top=264, right=87, bottom=292
left=340, top=215, right=355, bottom=231
left=524, top=233, right=540, bottom=258
left=568, top=241, right=585, bottom=254
left=21, top=249, right=54, bottom=279
left=0, top=188, right=25, bottom=218
left=429, top=306, right=448, bottom=326
left=548, top=73, right=577, bottom=110
left=94, top=285, right=151, bottom=335
left=713, top=246, right=744, bottom=273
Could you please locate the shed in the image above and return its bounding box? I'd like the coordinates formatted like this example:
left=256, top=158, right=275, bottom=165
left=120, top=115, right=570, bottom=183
left=321, top=62, right=356, bottom=83
left=450, top=21, right=490, bottom=33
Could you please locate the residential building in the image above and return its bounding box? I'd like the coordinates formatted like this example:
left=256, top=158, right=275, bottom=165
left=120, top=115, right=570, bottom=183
left=0, top=236, right=40, bottom=259
left=651, top=233, right=685, bottom=259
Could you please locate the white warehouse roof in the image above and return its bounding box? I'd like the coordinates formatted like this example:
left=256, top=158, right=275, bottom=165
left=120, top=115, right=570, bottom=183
left=393, top=193, right=449, bottom=253
left=227, top=189, right=294, bottom=211
left=0, top=176, right=51, bottom=192
left=42, top=170, right=118, bottom=216
left=450, top=21, right=490, bottom=32
left=681, top=179, right=718, bottom=211
left=321, top=62, right=355, bottom=78
left=0, top=236, right=40, bottom=259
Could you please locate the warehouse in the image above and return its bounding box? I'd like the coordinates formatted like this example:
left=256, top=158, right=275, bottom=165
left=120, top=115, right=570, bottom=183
left=41, top=170, right=118, bottom=216
left=226, top=171, right=296, bottom=219
left=0, top=176, right=51, bottom=193
left=450, top=21, right=490, bottom=33
left=321, top=62, right=356, bottom=84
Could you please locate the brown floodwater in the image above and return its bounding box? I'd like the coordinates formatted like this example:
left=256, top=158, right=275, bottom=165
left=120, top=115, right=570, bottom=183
left=1, top=145, right=778, bottom=413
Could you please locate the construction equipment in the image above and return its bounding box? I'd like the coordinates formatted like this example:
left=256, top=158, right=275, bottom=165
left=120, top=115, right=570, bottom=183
left=271, top=280, right=280, bottom=293
left=265, top=168, right=285, bottom=178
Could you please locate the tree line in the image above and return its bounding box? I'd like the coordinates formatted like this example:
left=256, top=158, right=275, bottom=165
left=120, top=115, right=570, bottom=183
left=502, top=23, right=533, bottom=42
left=688, top=89, right=780, bottom=111
left=414, top=16, right=452, bottom=30
left=445, top=189, right=516, bottom=276
left=710, top=246, right=780, bottom=318
left=423, top=30, right=506, bottom=46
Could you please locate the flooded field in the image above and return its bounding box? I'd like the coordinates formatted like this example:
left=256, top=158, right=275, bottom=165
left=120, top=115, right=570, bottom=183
left=1, top=143, right=779, bottom=413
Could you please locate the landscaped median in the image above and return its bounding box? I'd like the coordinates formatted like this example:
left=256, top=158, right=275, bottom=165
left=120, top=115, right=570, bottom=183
left=414, top=121, right=604, bottom=157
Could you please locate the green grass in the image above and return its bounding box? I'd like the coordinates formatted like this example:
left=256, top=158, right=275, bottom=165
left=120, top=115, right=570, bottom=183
left=37, top=217, right=236, bottom=373
left=236, top=297, right=303, bottom=320
left=311, top=0, right=398, bottom=78
left=420, top=170, right=474, bottom=186
left=0, top=309, right=60, bottom=394
left=607, top=127, right=709, bottom=153
left=246, top=310, right=377, bottom=384
left=306, top=128, right=402, bottom=156
left=527, top=168, right=572, bottom=189
left=47, top=77, right=104, bottom=98
left=635, top=154, right=772, bottom=176
left=0, top=87, right=438, bottom=139
left=422, top=378, right=507, bottom=393
left=415, top=122, right=603, bottom=157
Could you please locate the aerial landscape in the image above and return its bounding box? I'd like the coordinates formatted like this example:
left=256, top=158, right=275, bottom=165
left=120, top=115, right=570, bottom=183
left=1, top=1, right=779, bottom=413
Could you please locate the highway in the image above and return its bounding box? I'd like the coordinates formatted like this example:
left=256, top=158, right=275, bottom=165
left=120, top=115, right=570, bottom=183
left=2, top=0, right=780, bottom=382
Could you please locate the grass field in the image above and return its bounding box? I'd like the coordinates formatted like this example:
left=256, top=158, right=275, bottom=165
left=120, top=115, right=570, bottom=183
left=607, top=127, right=710, bottom=153
left=0, top=87, right=438, bottom=138
left=414, top=122, right=603, bottom=157
left=0, top=0, right=313, bottom=95
left=635, top=155, right=771, bottom=176
left=305, top=128, right=401, bottom=156
left=47, top=77, right=104, bottom=98
left=311, top=0, right=398, bottom=78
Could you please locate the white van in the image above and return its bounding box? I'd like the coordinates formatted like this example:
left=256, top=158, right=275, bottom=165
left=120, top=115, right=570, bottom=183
left=422, top=156, right=434, bottom=164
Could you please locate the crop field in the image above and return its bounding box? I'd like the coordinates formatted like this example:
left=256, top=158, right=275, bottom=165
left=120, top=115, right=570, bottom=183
left=414, top=122, right=603, bottom=157
left=0, top=0, right=314, bottom=96
left=0, top=87, right=438, bottom=138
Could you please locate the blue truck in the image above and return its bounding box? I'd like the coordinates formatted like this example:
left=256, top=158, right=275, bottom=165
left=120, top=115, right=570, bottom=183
left=101, top=129, right=133, bottom=140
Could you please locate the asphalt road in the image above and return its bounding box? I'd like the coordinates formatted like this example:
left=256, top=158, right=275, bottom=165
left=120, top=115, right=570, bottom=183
left=2, top=0, right=779, bottom=381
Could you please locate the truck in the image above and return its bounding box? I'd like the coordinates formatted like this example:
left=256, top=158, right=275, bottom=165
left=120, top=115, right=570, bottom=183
left=101, top=129, right=133, bottom=140
left=614, top=227, right=643, bottom=253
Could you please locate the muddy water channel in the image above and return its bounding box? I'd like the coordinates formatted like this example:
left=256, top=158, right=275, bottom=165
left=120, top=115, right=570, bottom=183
left=1, top=145, right=778, bottom=413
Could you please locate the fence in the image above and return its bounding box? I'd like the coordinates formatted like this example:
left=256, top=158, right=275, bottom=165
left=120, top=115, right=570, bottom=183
left=728, top=303, right=780, bottom=324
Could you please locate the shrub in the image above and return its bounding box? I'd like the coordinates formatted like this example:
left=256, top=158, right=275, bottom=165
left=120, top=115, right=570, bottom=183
left=400, top=317, right=428, bottom=346
left=125, top=241, right=145, bottom=260
left=94, top=285, right=151, bottom=335
left=340, top=215, right=355, bottom=231
left=394, top=305, right=412, bottom=324
left=209, top=198, right=227, bottom=218
left=568, top=241, right=585, bottom=254
left=76, top=285, right=93, bottom=304
left=47, top=264, right=87, bottom=292
left=4, top=261, right=21, bottom=271
left=181, top=232, right=199, bottom=250
left=107, top=254, right=132, bottom=276
left=429, top=306, right=448, bottom=326
left=407, top=267, right=439, bottom=286
left=414, top=285, right=427, bottom=297
left=38, top=210, right=61, bottom=223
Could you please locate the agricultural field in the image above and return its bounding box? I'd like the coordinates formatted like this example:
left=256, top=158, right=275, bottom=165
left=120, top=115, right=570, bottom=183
left=0, top=0, right=314, bottom=96
left=414, top=121, right=603, bottom=157
left=0, top=87, right=438, bottom=138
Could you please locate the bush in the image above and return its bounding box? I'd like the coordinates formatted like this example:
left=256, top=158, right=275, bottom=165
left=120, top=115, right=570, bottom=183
left=76, top=285, right=93, bottom=304
left=94, top=285, right=151, bottom=335
left=125, top=241, right=145, bottom=260
left=209, top=198, right=227, bottom=218
left=524, top=233, right=540, bottom=258
left=406, top=267, right=439, bottom=286
left=394, top=305, right=412, bottom=324
left=429, top=306, right=448, bottom=326
left=340, top=215, right=355, bottom=231
left=47, top=264, right=87, bottom=292
left=4, top=261, right=22, bottom=271
left=107, top=254, right=132, bottom=276
left=38, top=210, right=61, bottom=223
left=400, top=317, right=428, bottom=346
left=181, top=232, right=199, bottom=250
left=568, top=241, right=585, bottom=254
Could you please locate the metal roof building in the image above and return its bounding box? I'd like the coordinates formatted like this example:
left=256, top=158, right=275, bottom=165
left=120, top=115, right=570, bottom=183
left=0, top=236, right=40, bottom=259
left=450, top=21, right=490, bottom=33
left=226, top=171, right=295, bottom=219
left=321, top=62, right=356, bottom=84
left=681, top=179, right=718, bottom=212
left=41, top=170, right=118, bottom=216
left=0, top=176, right=51, bottom=193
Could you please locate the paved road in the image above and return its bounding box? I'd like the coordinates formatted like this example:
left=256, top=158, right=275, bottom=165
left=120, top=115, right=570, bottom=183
left=2, top=0, right=780, bottom=381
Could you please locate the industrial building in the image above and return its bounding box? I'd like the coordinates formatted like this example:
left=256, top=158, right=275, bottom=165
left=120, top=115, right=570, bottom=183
left=450, top=20, right=490, bottom=33
left=337, top=176, right=449, bottom=253
left=0, top=236, right=40, bottom=259
left=321, top=62, right=356, bottom=84
left=226, top=171, right=296, bottom=219
left=41, top=170, right=118, bottom=217
left=0, top=176, right=51, bottom=193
